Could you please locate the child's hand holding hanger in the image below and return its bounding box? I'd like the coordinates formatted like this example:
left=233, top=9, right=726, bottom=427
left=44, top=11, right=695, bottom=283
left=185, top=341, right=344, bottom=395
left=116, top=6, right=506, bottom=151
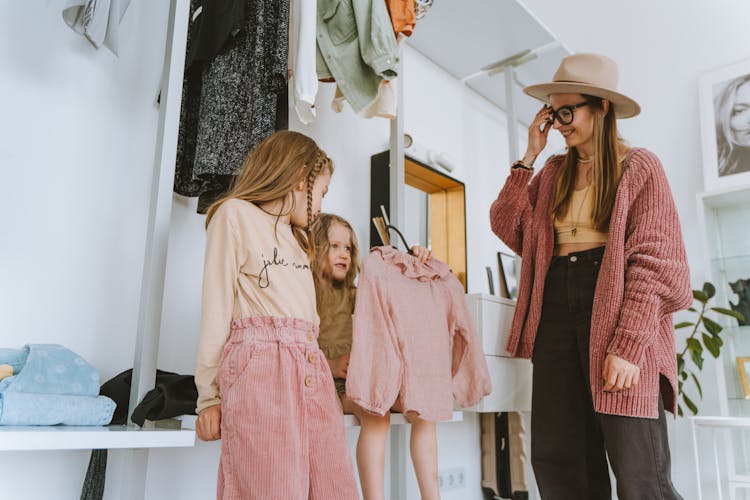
left=410, top=245, right=432, bottom=263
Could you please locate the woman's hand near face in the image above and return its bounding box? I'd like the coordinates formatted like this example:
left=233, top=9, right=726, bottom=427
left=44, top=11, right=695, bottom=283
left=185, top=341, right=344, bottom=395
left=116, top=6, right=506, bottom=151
left=523, top=105, right=554, bottom=166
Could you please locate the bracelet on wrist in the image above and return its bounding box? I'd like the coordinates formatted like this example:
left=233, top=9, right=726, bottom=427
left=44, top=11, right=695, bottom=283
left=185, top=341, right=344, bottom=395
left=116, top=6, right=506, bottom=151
left=511, top=159, right=534, bottom=171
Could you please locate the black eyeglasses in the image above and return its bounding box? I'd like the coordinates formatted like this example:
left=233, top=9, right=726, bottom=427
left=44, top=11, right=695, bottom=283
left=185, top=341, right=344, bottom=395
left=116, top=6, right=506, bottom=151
left=549, top=102, right=590, bottom=125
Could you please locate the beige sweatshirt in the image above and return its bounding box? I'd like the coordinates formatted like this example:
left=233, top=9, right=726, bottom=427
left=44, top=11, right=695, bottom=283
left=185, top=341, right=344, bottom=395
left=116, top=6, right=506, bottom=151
left=195, top=199, right=318, bottom=412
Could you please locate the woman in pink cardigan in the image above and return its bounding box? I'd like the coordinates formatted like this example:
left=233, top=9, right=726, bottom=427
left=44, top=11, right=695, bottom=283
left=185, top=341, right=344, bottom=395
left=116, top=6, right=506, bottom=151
left=490, top=53, right=692, bottom=500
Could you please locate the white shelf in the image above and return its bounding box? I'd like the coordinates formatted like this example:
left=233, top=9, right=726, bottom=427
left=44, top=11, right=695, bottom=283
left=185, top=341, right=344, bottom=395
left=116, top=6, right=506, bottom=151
left=343, top=411, right=463, bottom=427
left=698, top=186, right=750, bottom=209
left=0, top=425, right=195, bottom=451
left=178, top=412, right=463, bottom=430
left=466, top=292, right=517, bottom=307
left=691, top=416, right=750, bottom=429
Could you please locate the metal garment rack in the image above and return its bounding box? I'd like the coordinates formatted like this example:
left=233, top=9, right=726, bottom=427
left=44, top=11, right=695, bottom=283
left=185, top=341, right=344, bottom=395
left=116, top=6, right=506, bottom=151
left=384, top=39, right=541, bottom=500
left=387, top=49, right=410, bottom=500
left=121, top=1, right=190, bottom=498
left=125, top=5, right=523, bottom=498
left=126, top=3, right=411, bottom=498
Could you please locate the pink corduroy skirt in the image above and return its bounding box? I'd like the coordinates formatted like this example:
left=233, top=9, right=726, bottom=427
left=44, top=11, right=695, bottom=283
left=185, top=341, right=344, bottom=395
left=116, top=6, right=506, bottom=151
left=216, top=316, right=359, bottom=500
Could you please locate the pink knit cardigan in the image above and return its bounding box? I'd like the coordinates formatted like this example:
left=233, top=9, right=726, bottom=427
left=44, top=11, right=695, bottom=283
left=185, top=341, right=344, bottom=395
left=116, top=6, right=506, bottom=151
left=490, top=148, right=692, bottom=418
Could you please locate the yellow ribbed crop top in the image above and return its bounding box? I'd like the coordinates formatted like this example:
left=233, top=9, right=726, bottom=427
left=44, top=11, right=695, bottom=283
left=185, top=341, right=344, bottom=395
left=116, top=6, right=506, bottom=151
left=554, top=186, right=609, bottom=244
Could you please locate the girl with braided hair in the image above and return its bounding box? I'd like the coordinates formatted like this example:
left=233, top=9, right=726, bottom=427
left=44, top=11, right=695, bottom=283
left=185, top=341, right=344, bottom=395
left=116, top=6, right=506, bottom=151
left=194, top=131, right=359, bottom=499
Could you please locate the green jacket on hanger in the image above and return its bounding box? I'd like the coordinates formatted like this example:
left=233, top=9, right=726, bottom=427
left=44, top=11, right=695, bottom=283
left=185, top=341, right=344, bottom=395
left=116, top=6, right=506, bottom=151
left=316, top=0, right=399, bottom=113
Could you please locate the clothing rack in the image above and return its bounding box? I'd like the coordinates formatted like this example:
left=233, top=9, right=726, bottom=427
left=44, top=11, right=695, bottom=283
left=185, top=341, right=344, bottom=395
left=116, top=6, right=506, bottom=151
left=122, top=1, right=190, bottom=498
left=386, top=47, right=409, bottom=500
left=129, top=3, right=411, bottom=497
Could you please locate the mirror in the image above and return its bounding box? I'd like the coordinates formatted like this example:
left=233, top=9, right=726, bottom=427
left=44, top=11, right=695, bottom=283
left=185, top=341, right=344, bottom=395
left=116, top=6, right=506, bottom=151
left=404, top=184, right=430, bottom=248
left=370, top=152, right=467, bottom=290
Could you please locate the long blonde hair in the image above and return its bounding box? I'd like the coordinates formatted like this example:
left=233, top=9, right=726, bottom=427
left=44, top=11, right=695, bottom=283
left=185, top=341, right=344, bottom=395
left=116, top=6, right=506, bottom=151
left=552, top=95, right=628, bottom=231
left=310, top=213, right=361, bottom=292
left=205, top=131, right=334, bottom=251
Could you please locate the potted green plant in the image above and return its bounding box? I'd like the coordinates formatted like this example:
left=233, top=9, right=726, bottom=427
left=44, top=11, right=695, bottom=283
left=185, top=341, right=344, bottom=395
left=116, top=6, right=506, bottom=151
left=676, top=282, right=746, bottom=416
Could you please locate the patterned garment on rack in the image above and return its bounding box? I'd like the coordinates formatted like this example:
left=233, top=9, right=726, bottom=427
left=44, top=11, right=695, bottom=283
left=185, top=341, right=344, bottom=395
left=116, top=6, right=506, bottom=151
left=174, top=0, right=289, bottom=213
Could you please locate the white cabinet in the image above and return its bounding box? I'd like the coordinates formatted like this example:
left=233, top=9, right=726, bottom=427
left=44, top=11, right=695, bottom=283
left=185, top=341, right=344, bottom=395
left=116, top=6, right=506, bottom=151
left=464, top=293, right=532, bottom=412
left=696, top=185, right=750, bottom=495
left=468, top=293, right=516, bottom=357
left=698, top=185, right=750, bottom=420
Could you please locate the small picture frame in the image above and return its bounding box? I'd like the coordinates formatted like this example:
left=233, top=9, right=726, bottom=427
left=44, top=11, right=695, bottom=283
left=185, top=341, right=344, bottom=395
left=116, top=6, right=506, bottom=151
left=497, top=252, right=519, bottom=300
left=485, top=266, right=495, bottom=295
left=698, top=58, right=750, bottom=191
left=736, top=357, right=750, bottom=399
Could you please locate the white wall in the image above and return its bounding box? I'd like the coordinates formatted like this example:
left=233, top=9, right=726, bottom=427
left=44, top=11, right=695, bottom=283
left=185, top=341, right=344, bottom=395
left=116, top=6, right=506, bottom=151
left=0, top=2, right=172, bottom=499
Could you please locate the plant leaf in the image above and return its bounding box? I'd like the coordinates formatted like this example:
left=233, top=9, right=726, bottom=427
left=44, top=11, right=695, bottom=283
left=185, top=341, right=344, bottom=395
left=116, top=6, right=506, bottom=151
left=703, top=333, right=721, bottom=358
left=693, top=290, right=708, bottom=303
left=690, top=372, right=703, bottom=399
left=702, top=282, right=716, bottom=299
left=690, top=348, right=704, bottom=369
left=703, top=317, right=723, bottom=336
left=715, top=335, right=724, bottom=348
left=684, top=393, right=699, bottom=415
left=711, top=307, right=746, bottom=323
left=681, top=370, right=688, bottom=380
left=688, top=307, right=697, bottom=312
left=687, top=338, right=703, bottom=354
left=678, top=404, right=684, bottom=417
left=675, top=321, right=694, bottom=329
left=677, top=355, right=685, bottom=374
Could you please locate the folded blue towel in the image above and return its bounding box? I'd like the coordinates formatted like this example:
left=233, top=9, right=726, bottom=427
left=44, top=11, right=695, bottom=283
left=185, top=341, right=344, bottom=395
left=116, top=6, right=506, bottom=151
left=0, top=344, right=100, bottom=396
left=0, top=392, right=115, bottom=426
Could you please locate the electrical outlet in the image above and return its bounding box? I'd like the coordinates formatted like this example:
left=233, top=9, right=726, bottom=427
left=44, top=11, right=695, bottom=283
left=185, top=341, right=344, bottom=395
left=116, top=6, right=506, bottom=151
left=438, top=467, right=466, bottom=491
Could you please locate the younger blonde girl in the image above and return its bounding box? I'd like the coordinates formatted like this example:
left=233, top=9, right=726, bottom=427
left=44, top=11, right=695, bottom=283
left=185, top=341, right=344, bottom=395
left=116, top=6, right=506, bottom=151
left=310, top=214, right=435, bottom=500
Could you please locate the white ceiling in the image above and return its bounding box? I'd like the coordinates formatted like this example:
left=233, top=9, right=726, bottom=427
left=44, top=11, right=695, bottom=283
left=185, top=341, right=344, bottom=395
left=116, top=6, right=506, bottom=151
left=406, top=0, right=570, bottom=125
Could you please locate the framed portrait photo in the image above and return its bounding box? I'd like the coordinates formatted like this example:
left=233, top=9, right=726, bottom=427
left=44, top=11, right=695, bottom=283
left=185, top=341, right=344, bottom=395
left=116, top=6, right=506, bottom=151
left=497, top=252, right=519, bottom=300
left=699, top=58, right=750, bottom=191
left=737, top=357, right=750, bottom=399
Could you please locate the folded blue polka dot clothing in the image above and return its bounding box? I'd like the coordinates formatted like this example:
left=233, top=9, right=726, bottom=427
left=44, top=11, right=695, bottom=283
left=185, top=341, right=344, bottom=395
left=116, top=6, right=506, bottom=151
left=0, top=344, right=115, bottom=426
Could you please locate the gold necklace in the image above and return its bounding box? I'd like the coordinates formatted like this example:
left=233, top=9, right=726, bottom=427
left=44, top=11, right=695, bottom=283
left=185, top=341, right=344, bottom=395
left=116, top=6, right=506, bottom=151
left=570, top=185, right=591, bottom=237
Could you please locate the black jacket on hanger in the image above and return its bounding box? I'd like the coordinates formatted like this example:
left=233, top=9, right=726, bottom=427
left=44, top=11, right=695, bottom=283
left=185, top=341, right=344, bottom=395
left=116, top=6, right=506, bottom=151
left=186, top=0, right=249, bottom=68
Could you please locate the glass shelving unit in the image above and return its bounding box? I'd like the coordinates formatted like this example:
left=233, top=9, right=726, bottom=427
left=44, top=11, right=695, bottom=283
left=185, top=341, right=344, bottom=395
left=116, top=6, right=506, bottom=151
left=695, top=185, right=750, bottom=496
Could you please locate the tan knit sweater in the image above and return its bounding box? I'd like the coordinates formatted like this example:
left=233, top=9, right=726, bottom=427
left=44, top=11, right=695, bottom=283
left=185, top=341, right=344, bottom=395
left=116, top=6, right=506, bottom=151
left=490, top=148, right=692, bottom=418
left=316, top=285, right=355, bottom=360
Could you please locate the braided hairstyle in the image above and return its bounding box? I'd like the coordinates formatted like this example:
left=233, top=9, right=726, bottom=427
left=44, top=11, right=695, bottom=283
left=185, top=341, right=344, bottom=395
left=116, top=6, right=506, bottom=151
left=205, top=131, right=334, bottom=253
left=306, top=149, right=333, bottom=231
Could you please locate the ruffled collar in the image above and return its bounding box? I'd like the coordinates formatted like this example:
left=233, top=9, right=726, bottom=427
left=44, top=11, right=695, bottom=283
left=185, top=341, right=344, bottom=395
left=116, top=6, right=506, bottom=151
left=371, top=246, right=451, bottom=281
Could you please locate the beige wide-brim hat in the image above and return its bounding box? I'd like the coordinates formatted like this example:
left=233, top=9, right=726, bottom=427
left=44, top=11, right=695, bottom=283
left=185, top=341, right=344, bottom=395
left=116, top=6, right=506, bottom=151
left=523, top=53, right=641, bottom=119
